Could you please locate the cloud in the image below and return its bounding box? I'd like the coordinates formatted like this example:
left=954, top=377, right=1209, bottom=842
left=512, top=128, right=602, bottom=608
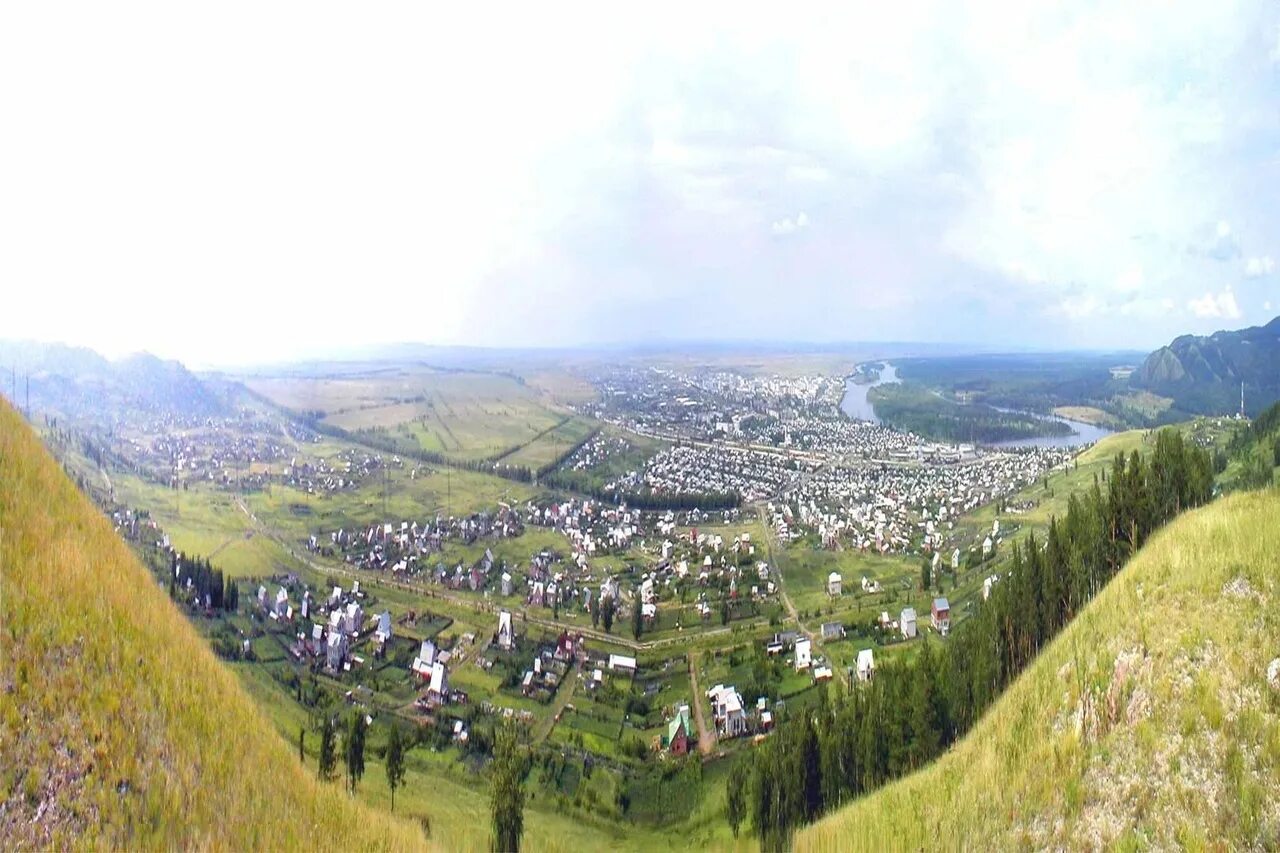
left=1244, top=256, right=1275, bottom=277
left=1187, top=288, right=1242, bottom=319
left=1115, top=266, right=1145, bottom=293
left=3, top=1, right=1280, bottom=360
left=1266, top=300, right=1274, bottom=311
left=771, top=211, right=809, bottom=236
left=1053, top=294, right=1103, bottom=319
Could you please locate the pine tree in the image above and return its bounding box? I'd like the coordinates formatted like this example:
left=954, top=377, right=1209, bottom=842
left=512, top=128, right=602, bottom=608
left=318, top=716, right=337, bottom=782
left=345, top=713, right=367, bottom=793
left=725, top=771, right=745, bottom=838
left=385, top=724, right=406, bottom=812
left=491, top=723, right=525, bottom=852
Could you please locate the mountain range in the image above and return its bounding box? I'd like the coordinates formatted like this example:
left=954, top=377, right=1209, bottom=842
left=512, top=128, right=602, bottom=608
left=1131, top=316, right=1280, bottom=417
left=0, top=340, right=223, bottom=421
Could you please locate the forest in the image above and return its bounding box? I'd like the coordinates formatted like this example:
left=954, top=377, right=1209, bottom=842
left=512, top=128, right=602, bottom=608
left=730, top=428, right=1215, bottom=850
left=867, top=382, right=1073, bottom=443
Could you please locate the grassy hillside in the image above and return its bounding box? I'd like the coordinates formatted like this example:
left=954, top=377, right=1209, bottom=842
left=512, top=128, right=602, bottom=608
left=0, top=399, right=426, bottom=849
left=798, top=487, right=1280, bottom=851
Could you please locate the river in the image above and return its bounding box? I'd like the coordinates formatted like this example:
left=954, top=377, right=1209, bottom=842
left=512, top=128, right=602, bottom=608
left=839, top=363, right=900, bottom=423
left=839, top=362, right=1113, bottom=449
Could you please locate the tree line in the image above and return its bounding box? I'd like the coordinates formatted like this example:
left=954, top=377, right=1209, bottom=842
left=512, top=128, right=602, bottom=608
left=731, top=428, right=1213, bottom=849
left=1227, top=400, right=1280, bottom=489
left=539, top=476, right=743, bottom=511
left=168, top=552, right=238, bottom=612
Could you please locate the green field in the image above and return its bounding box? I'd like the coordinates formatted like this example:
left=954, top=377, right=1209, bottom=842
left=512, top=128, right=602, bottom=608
left=247, top=368, right=569, bottom=462
left=499, top=417, right=597, bottom=472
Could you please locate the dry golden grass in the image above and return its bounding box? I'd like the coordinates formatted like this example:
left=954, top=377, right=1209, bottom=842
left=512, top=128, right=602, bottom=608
left=798, top=487, right=1280, bottom=851
left=0, top=399, right=427, bottom=849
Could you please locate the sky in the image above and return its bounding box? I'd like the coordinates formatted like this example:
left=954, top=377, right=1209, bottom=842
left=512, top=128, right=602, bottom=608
left=2, top=1, right=1280, bottom=367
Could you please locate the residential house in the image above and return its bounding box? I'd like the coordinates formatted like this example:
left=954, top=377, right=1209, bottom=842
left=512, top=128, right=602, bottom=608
left=931, top=597, right=951, bottom=635
left=827, top=571, right=843, bottom=596
left=411, top=639, right=436, bottom=680
left=856, top=648, right=875, bottom=682
left=794, top=637, right=812, bottom=671
left=900, top=607, right=918, bottom=639
left=666, top=706, right=693, bottom=756
left=497, top=610, right=514, bottom=650
left=374, top=611, right=392, bottom=644
left=608, top=653, right=637, bottom=674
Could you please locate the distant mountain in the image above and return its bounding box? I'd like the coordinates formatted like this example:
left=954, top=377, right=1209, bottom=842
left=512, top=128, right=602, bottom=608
left=1131, top=316, right=1280, bottom=416
left=0, top=340, right=224, bottom=421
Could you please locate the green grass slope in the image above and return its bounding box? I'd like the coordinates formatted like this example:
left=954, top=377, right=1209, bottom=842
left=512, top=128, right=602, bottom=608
left=0, top=400, right=426, bottom=849
left=799, top=487, right=1280, bottom=851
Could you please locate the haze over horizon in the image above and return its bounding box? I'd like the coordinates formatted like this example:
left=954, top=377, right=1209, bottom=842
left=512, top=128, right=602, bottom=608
left=4, top=1, right=1280, bottom=366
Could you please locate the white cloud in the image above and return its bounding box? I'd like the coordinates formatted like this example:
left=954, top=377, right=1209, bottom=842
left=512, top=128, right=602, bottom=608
left=1244, top=255, right=1275, bottom=277
left=1266, top=300, right=1274, bottom=311
left=0, top=1, right=1277, bottom=359
left=1187, top=288, right=1242, bottom=319
left=771, top=211, right=809, bottom=236
left=1115, top=266, right=1145, bottom=293
left=1054, top=295, right=1103, bottom=319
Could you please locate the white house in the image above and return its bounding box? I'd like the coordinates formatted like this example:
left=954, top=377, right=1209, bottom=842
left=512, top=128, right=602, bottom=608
left=794, top=637, right=812, bottom=671
left=708, top=684, right=748, bottom=737
left=856, top=648, right=875, bottom=682
left=427, top=661, right=449, bottom=700
left=497, top=610, right=514, bottom=650
left=900, top=607, right=918, bottom=639
left=344, top=601, right=363, bottom=635
left=411, top=639, right=436, bottom=679
left=608, top=653, right=638, bottom=674
left=827, top=571, right=843, bottom=596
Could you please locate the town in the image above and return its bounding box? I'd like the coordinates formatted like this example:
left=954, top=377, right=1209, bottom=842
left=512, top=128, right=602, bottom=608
left=44, top=354, right=1112, bottom=802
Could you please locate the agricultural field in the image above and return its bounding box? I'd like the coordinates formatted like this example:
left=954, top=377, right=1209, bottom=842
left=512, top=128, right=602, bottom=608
left=246, top=368, right=570, bottom=462
left=497, top=416, right=597, bottom=472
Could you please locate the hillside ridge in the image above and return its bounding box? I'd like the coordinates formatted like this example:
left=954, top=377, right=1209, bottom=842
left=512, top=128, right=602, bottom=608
left=0, top=398, right=425, bottom=849
left=797, top=487, right=1280, bottom=850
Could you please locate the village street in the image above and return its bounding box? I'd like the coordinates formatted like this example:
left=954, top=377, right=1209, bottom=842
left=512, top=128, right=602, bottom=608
left=686, top=651, right=717, bottom=756
left=755, top=504, right=809, bottom=639
left=532, top=657, right=582, bottom=744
